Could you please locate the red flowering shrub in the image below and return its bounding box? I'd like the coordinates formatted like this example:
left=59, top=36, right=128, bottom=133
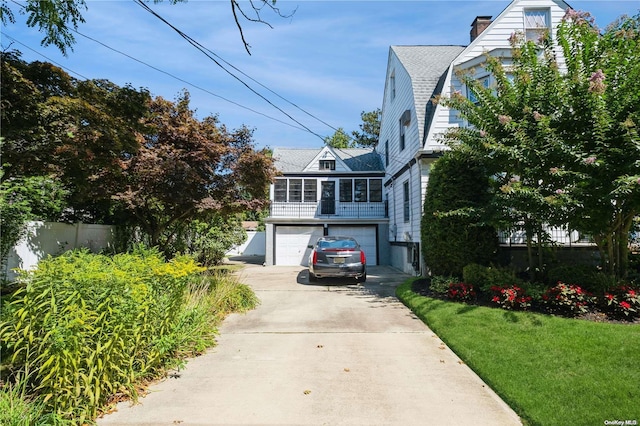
left=490, top=285, right=532, bottom=310
left=447, top=282, right=476, bottom=303
left=542, top=282, right=593, bottom=317
left=601, top=286, right=640, bottom=320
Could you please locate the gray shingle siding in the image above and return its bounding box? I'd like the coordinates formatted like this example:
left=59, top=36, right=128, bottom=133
left=390, top=45, right=465, bottom=144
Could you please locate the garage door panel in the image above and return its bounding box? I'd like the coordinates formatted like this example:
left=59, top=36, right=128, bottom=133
left=275, top=226, right=324, bottom=266
left=328, top=226, right=377, bottom=265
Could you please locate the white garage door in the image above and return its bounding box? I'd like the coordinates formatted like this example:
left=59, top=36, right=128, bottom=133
left=328, top=226, right=377, bottom=265
left=275, top=226, right=324, bottom=266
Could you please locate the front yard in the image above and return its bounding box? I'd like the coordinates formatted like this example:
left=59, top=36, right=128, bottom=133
left=397, top=280, right=640, bottom=426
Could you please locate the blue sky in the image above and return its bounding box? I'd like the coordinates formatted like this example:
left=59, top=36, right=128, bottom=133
left=2, top=1, right=638, bottom=150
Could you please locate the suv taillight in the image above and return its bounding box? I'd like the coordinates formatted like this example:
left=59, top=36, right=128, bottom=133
left=312, top=250, right=318, bottom=264
left=360, top=251, right=366, bottom=264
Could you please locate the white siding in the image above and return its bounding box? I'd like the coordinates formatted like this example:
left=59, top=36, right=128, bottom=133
left=379, top=52, right=420, bottom=180
left=425, top=0, right=569, bottom=151
left=456, top=0, right=568, bottom=64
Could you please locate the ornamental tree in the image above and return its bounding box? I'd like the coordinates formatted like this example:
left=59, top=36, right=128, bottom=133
left=441, top=10, right=640, bottom=279
left=555, top=11, right=640, bottom=278
left=113, top=91, right=276, bottom=250
left=442, top=31, right=574, bottom=276
left=1, top=53, right=151, bottom=222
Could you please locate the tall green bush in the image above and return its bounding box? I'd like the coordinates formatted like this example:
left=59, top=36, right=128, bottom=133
left=421, top=151, right=499, bottom=276
left=0, top=248, right=204, bottom=423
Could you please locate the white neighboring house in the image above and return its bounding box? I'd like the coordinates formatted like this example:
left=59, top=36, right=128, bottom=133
left=378, top=0, right=572, bottom=274
left=264, top=146, right=389, bottom=266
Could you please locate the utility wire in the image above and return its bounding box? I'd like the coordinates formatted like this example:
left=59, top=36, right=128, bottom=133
left=4, top=0, right=310, bottom=133
left=5, top=0, right=389, bottom=168
left=131, top=0, right=389, bottom=168
left=71, top=28, right=309, bottom=132
left=1, top=33, right=91, bottom=80
left=133, top=0, right=328, bottom=142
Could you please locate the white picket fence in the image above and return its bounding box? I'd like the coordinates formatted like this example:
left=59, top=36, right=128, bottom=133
left=2, top=221, right=116, bottom=281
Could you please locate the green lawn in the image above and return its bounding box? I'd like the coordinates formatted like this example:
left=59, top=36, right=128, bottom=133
left=396, top=281, right=640, bottom=426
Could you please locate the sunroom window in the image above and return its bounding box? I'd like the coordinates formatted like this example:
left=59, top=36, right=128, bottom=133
left=274, top=179, right=287, bottom=202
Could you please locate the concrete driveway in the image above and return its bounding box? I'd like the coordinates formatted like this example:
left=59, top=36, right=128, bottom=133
left=99, top=263, right=521, bottom=426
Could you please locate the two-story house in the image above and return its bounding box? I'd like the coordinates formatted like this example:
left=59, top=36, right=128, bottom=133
left=264, top=146, right=389, bottom=266
left=378, top=0, right=571, bottom=274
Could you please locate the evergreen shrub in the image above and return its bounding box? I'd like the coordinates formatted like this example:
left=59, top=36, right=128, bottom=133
left=421, top=151, right=498, bottom=277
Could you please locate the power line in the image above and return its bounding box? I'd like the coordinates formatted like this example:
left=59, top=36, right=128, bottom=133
left=1, top=33, right=90, bottom=80
left=133, top=0, right=329, bottom=142
left=70, top=28, right=309, bottom=133
left=4, top=0, right=388, bottom=166
left=131, top=0, right=389, bottom=167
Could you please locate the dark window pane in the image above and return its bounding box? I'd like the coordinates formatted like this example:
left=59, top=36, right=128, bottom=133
left=289, top=179, right=302, bottom=202
left=304, top=179, right=317, bottom=202
left=369, top=179, right=382, bottom=202
left=340, top=179, right=352, bottom=202
left=274, top=179, right=287, bottom=202
left=403, top=181, right=410, bottom=222
left=355, top=179, right=368, bottom=202
left=319, top=160, right=335, bottom=170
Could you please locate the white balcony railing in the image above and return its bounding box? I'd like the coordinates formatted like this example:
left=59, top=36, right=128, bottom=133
left=270, top=201, right=388, bottom=219
left=499, top=227, right=593, bottom=246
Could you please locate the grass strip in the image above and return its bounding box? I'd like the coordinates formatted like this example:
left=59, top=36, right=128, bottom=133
left=396, top=281, right=640, bottom=426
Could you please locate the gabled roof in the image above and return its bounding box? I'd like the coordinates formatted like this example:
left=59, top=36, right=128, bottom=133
left=272, top=147, right=384, bottom=173
left=303, top=146, right=350, bottom=172
left=390, top=45, right=465, bottom=144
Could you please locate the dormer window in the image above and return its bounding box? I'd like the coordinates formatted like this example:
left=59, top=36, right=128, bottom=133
left=524, top=9, right=550, bottom=42
left=467, top=76, right=490, bottom=105
left=319, top=160, right=335, bottom=170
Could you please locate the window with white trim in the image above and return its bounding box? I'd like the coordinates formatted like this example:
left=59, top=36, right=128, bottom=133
left=369, top=179, right=382, bottom=202
left=467, top=76, right=490, bottom=105
left=354, top=179, right=368, bottom=202
left=303, top=180, right=317, bottom=202
left=289, top=179, right=302, bottom=202
left=319, top=159, right=335, bottom=170
left=274, top=179, right=287, bottom=202
left=339, top=179, right=353, bottom=202
left=339, top=178, right=383, bottom=203
left=524, top=9, right=550, bottom=42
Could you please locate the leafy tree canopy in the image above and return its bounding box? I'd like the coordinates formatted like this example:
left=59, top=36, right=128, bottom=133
left=441, top=10, right=640, bottom=278
left=324, top=127, right=352, bottom=148
left=1, top=51, right=151, bottom=222
left=324, top=108, right=381, bottom=149
left=113, top=90, right=276, bottom=249
left=352, top=108, right=381, bottom=148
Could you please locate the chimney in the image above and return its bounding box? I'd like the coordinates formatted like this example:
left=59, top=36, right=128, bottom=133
left=470, top=16, right=493, bottom=42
